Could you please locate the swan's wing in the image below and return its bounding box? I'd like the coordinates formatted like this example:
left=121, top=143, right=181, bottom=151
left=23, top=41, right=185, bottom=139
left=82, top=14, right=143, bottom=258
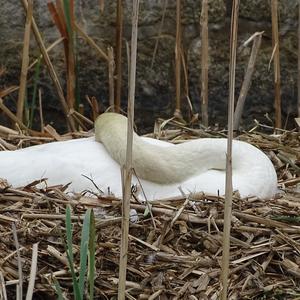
left=0, top=138, right=122, bottom=194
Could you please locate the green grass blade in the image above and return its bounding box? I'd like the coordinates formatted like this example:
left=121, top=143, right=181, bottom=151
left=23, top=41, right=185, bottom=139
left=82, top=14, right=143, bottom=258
left=65, top=205, right=82, bottom=300
left=78, top=208, right=92, bottom=299
left=88, top=209, right=96, bottom=299
left=62, top=0, right=72, bottom=38
left=53, top=277, right=64, bottom=300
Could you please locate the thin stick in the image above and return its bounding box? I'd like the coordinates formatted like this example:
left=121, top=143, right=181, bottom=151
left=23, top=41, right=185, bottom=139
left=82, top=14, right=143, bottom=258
left=115, top=0, right=123, bottom=113
left=65, top=0, right=76, bottom=110
left=12, top=223, right=23, bottom=300
left=75, top=22, right=109, bottom=61
left=233, top=32, right=263, bottom=130
left=221, top=1, right=239, bottom=299
left=0, top=98, right=29, bottom=131
left=271, top=0, right=282, bottom=128
left=298, top=0, right=300, bottom=118
left=200, top=0, right=209, bottom=127
left=17, top=0, right=33, bottom=123
left=21, top=0, right=76, bottom=131
left=118, top=1, right=139, bottom=299
left=28, top=37, right=65, bottom=70
left=151, top=0, right=168, bottom=68
left=25, top=243, right=38, bottom=300
left=108, top=46, right=115, bottom=110
left=38, top=88, right=44, bottom=132
left=0, top=272, right=8, bottom=300
left=174, top=0, right=182, bottom=118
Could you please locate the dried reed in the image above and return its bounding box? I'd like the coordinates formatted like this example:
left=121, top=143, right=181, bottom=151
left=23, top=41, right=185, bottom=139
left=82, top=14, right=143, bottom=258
left=221, top=1, right=239, bottom=299
left=151, top=0, right=168, bottom=68
left=16, top=0, right=32, bottom=124
left=115, top=0, right=123, bottom=113
left=108, top=47, right=115, bottom=110
left=75, top=23, right=108, bottom=61
left=174, top=0, right=182, bottom=119
left=234, top=32, right=263, bottom=130
left=118, top=1, right=139, bottom=299
left=271, top=0, right=282, bottom=128
left=48, top=1, right=76, bottom=115
left=200, top=0, right=209, bottom=127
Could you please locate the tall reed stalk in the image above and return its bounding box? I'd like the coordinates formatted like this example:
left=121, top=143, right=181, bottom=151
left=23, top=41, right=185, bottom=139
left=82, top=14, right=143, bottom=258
left=233, top=32, right=262, bottom=130
left=63, top=0, right=76, bottom=110
left=200, top=0, right=209, bottom=127
left=271, top=0, right=282, bottom=128
left=115, top=0, right=123, bottom=112
left=174, top=0, right=182, bottom=118
left=17, top=0, right=33, bottom=124
left=221, top=1, right=239, bottom=299
left=118, top=1, right=139, bottom=299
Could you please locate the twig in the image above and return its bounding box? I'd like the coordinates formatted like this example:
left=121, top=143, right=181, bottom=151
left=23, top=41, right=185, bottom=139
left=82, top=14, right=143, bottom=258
left=0, top=97, right=29, bottom=131
left=234, top=32, right=263, bottom=130
left=28, top=37, right=65, bottom=70
left=108, top=46, right=115, bottom=110
left=221, top=1, right=239, bottom=299
left=151, top=0, right=168, bottom=68
left=118, top=1, right=139, bottom=299
left=181, top=49, right=195, bottom=116
left=75, top=22, right=109, bottom=61
left=200, top=0, right=209, bottom=126
left=0, top=272, right=8, bottom=300
left=115, top=0, right=123, bottom=112
left=38, top=88, right=44, bottom=132
left=174, top=0, right=182, bottom=119
left=271, top=0, right=282, bottom=128
left=17, top=0, right=33, bottom=123
left=12, top=223, right=23, bottom=300
left=25, top=243, right=38, bottom=300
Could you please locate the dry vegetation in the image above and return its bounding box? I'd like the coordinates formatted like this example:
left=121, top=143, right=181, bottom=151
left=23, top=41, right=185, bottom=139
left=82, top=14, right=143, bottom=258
left=0, top=120, right=299, bottom=299
left=0, top=0, right=300, bottom=299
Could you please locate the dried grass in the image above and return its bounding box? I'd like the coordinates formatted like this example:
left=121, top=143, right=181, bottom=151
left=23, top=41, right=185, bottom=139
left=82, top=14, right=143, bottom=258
left=0, top=120, right=299, bottom=299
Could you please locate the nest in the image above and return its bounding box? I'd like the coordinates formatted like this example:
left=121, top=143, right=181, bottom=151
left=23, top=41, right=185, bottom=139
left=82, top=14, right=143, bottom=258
left=0, top=121, right=299, bottom=299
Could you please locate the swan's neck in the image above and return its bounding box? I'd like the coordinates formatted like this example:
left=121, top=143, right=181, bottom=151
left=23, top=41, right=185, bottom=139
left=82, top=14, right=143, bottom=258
left=95, top=113, right=229, bottom=184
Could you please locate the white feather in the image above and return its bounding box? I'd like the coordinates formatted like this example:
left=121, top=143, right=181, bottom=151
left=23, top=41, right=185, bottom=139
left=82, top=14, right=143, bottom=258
left=0, top=113, right=277, bottom=200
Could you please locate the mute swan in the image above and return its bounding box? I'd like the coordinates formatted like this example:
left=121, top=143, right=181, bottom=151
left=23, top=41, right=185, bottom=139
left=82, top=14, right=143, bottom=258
left=0, top=113, right=277, bottom=200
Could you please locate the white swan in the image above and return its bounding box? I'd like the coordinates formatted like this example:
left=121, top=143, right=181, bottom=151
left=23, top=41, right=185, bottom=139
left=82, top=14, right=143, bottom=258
left=0, top=113, right=277, bottom=200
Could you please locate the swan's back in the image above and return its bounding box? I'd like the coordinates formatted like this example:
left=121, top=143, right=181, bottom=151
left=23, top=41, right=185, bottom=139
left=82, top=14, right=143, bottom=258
left=0, top=113, right=278, bottom=200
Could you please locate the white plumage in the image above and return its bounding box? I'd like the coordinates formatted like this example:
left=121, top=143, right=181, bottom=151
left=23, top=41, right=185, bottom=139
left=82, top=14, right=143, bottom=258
left=0, top=113, right=277, bottom=200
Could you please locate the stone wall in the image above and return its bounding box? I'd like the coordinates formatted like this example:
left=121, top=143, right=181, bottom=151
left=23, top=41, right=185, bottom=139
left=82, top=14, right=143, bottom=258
left=0, top=0, right=298, bottom=132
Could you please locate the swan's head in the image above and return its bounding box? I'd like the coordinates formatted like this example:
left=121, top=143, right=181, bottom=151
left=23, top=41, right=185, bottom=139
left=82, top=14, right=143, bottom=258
left=94, top=112, right=128, bottom=143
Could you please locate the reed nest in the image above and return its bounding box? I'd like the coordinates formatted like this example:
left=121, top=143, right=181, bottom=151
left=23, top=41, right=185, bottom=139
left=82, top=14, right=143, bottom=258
left=0, top=120, right=299, bottom=300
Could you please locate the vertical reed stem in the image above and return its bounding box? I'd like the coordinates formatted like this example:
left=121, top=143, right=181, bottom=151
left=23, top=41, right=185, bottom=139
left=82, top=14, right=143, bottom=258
left=17, top=0, right=33, bottom=124
left=174, top=0, right=182, bottom=118
left=221, top=1, right=239, bottom=299
left=65, top=0, right=76, bottom=110
left=118, top=1, right=139, bottom=299
left=271, top=0, right=282, bottom=128
left=108, top=47, right=115, bottom=110
left=38, top=88, right=44, bottom=132
left=115, top=0, right=123, bottom=113
left=200, top=0, right=209, bottom=126
left=234, top=32, right=262, bottom=130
